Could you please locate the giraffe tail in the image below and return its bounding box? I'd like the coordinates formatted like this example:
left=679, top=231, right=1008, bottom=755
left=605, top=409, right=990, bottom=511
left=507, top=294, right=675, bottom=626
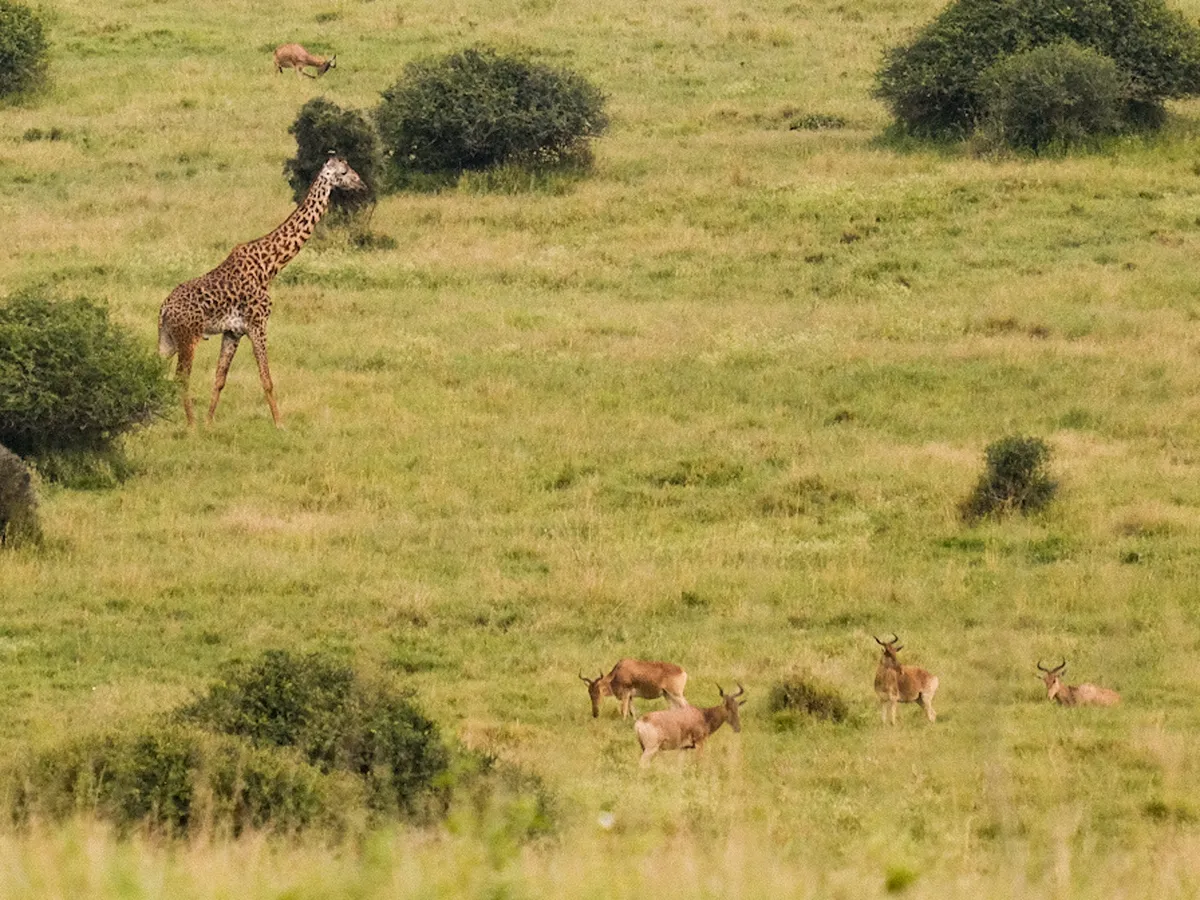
left=157, top=320, right=177, bottom=358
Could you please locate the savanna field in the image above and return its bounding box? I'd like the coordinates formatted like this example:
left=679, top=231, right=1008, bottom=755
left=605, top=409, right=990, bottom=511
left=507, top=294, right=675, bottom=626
left=6, top=0, right=1200, bottom=895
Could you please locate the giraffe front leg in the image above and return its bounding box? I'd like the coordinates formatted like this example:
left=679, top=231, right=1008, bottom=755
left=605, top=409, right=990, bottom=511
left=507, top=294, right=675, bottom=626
left=248, top=327, right=282, bottom=427
left=207, top=332, right=241, bottom=424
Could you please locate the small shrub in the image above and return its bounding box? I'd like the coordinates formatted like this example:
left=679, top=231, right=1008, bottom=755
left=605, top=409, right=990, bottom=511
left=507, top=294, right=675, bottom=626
left=0, top=291, right=173, bottom=474
left=0, top=1, right=49, bottom=100
left=375, top=46, right=608, bottom=179
left=284, top=97, right=382, bottom=216
left=179, top=649, right=451, bottom=817
left=0, top=442, right=38, bottom=547
left=874, top=0, right=1200, bottom=137
left=767, top=674, right=852, bottom=725
left=979, top=42, right=1129, bottom=151
left=960, top=435, right=1058, bottom=521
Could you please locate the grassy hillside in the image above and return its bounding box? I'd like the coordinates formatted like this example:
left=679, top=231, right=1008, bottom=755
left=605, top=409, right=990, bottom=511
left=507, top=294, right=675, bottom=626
left=5, top=0, right=1200, bottom=894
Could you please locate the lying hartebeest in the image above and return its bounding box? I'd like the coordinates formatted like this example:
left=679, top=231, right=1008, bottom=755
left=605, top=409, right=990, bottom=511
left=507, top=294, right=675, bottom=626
left=580, top=659, right=688, bottom=718
left=1037, top=659, right=1120, bottom=707
left=634, top=683, right=745, bottom=766
left=874, top=634, right=939, bottom=724
left=273, top=44, right=337, bottom=78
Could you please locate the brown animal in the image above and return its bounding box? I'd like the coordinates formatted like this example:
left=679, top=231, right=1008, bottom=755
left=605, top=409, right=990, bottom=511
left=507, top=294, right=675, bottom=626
left=1037, top=660, right=1120, bottom=707
left=273, top=43, right=336, bottom=78
left=157, top=156, right=366, bottom=427
left=579, top=659, right=688, bottom=718
left=874, top=634, right=939, bottom=724
left=634, top=683, right=745, bottom=767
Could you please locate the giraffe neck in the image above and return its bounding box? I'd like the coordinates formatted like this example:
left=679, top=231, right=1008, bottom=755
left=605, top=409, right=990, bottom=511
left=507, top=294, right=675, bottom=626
left=250, top=173, right=335, bottom=281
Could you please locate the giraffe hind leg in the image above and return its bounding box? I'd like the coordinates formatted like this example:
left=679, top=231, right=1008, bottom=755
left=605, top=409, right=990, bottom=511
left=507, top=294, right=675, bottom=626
left=175, top=338, right=199, bottom=427
left=248, top=328, right=282, bottom=427
left=207, top=332, right=241, bottom=424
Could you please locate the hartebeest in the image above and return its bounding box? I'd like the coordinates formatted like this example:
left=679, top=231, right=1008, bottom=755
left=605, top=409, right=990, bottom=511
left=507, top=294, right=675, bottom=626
left=579, top=659, right=688, bottom=718
left=1037, top=660, right=1120, bottom=707
left=273, top=44, right=337, bottom=78
left=874, top=634, right=939, bottom=724
left=634, top=683, right=745, bottom=766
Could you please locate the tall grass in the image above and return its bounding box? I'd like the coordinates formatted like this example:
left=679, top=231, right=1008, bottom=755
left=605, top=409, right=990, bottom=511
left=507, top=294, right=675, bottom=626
left=4, top=0, right=1200, bottom=893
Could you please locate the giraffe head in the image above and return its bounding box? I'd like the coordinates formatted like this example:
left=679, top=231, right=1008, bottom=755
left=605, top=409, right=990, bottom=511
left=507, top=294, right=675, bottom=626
left=320, top=156, right=367, bottom=193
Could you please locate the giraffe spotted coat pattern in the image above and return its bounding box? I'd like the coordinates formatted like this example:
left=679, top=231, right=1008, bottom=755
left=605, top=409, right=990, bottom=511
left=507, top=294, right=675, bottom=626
left=157, top=156, right=366, bottom=426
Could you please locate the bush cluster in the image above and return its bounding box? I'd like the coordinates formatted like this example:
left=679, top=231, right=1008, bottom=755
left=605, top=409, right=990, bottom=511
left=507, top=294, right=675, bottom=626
left=766, top=674, right=853, bottom=727
left=284, top=97, right=382, bottom=215
left=10, top=650, right=461, bottom=835
left=0, top=291, right=173, bottom=470
left=875, top=0, right=1200, bottom=143
left=375, top=47, right=608, bottom=177
left=960, top=435, right=1058, bottom=521
left=0, top=442, right=38, bottom=547
left=0, top=0, right=48, bottom=100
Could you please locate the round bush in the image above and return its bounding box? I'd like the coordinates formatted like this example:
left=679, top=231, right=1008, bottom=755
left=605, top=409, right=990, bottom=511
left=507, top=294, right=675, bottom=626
left=980, top=42, right=1128, bottom=150
left=874, top=0, right=1200, bottom=137
left=0, top=442, right=38, bottom=547
left=375, top=46, right=609, bottom=177
left=285, top=97, right=382, bottom=214
left=0, top=291, right=173, bottom=460
left=0, top=0, right=48, bottom=100
left=961, top=434, right=1058, bottom=521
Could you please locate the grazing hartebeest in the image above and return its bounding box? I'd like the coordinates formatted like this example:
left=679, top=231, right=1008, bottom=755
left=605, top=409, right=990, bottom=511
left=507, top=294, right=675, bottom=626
left=273, top=44, right=336, bottom=78
left=874, top=634, right=939, bottom=724
left=580, top=659, right=688, bottom=718
left=634, top=683, right=745, bottom=766
left=1037, top=659, right=1120, bottom=707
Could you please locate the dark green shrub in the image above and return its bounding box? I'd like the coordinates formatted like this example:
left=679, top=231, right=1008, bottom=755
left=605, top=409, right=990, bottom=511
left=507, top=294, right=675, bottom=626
left=0, top=442, right=38, bottom=547
left=179, top=649, right=451, bottom=817
left=961, top=435, right=1058, bottom=521
left=284, top=97, right=382, bottom=215
left=0, top=291, right=173, bottom=470
left=9, top=725, right=351, bottom=836
left=375, top=46, right=608, bottom=179
left=979, top=42, right=1129, bottom=150
left=0, top=1, right=48, bottom=100
left=766, top=674, right=853, bottom=726
left=875, top=0, right=1200, bottom=137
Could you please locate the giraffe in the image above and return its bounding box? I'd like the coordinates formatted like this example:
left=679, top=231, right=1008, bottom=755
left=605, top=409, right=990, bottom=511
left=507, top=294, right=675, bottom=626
left=157, top=156, right=366, bottom=427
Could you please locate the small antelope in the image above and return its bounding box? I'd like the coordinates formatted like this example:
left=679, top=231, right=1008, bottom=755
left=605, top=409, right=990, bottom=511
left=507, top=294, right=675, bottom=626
left=874, top=634, right=939, bottom=724
left=580, top=659, right=688, bottom=719
left=635, top=683, right=746, bottom=767
left=273, top=44, right=337, bottom=78
left=1037, top=660, right=1121, bottom=707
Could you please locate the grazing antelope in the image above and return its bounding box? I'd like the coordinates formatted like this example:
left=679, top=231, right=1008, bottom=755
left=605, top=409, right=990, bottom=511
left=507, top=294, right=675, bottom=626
left=273, top=44, right=337, bottom=78
left=1037, top=660, right=1121, bottom=707
left=579, top=659, right=688, bottom=719
left=634, top=683, right=745, bottom=767
left=874, top=634, right=939, bottom=724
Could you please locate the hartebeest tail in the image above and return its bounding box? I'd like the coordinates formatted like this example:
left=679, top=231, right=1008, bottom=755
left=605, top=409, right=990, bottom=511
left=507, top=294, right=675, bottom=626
left=273, top=44, right=337, bottom=78
left=635, top=683, right=745, bottom=767
left=874, top=634, right=939, bottom=724
left=1037, top=660, right=1120, bottom=707
left=580, top=659, right=688, bottom=718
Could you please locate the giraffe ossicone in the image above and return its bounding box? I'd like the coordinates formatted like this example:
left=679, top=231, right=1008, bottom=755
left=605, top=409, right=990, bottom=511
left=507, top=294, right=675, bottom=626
left=157, top=156, right=366, bottom=427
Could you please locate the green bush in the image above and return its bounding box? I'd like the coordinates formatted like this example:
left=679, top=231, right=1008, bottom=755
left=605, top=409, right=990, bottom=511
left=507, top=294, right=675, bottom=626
left=766, top=674, right=853, bottom=726
left=979, top=42, right=1129, bottom=150
left=0, top=291, right=173, bottom=468
left=9, top=726, right=352, bottom=837
left=375, top=46, right=608, bottom=179
left=179, top=649, right=451, bottom=817
left=874, top=0, right=1200, bottom=137
left=0, top=1, right=48, bottom=100
left=284, top=97, right=382, bottom=215
left=0, top=443, right=38, bottom=547
left=960, top=435, right=1058, bottom=521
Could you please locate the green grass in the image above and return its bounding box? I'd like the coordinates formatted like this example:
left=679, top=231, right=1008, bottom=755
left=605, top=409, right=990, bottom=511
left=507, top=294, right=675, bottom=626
left=5, top=0, right=1200, bottom=894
